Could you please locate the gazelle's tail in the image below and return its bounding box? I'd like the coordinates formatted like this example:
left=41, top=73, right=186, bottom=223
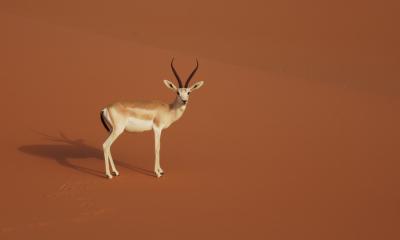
left=100, top=109, right=112, bottom=132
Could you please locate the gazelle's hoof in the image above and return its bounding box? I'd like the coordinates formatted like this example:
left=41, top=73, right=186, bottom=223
left=157, top=168, right=164, bottom=175
left=112, top=171, right=120, bottom=176
left=155, top=172, right=162, bottom=178
left=106, top=174, right=113, bottom=179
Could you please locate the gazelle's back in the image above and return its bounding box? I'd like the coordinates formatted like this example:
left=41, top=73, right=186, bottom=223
left=116, top=100, right=170, bottom=111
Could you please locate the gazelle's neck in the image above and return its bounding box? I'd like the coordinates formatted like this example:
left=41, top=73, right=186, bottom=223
left=170, top=96, right=187, bottom=121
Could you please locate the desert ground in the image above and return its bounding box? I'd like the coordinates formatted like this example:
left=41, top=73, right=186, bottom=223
left=1, top=1, right=399, bottom=239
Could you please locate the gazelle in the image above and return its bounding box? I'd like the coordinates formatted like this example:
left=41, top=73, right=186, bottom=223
left=100, top=58, right=204, bottom=179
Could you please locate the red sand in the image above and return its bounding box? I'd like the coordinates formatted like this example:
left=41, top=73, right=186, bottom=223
left=1, top=1, right=399, bottom=239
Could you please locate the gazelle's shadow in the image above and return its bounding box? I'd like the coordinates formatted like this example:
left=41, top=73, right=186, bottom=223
left=18, top=132, right=154, bottom=178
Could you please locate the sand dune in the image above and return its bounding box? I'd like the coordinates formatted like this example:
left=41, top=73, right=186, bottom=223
left=1, top=1, right=400, bottom=239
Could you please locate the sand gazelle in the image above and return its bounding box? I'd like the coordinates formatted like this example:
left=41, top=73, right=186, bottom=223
left=100, top=58, right=204, bottom=179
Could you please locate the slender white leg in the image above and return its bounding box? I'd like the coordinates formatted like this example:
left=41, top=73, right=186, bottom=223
left=103, top=129, right=123, bottom=179
left=153, top=127, right=163, bottom=177
left=109, top=151, right=119, bottom=176
left=103, top=146, right=111, bottom=179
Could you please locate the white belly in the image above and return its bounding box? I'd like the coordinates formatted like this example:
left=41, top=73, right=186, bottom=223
left=125, top=117, right=153, bottom=132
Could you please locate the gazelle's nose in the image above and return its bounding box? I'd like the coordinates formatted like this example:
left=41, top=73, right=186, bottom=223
left=182, top=100, right=187, bottom=104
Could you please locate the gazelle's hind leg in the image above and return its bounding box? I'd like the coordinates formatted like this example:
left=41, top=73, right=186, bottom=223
left=108, top=150, right=119, bottom=176
left=103, top=128, right=123, bottom=179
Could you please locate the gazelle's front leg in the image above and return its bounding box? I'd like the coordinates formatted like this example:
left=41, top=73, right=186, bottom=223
left=153, top=127, right=164, bottom=178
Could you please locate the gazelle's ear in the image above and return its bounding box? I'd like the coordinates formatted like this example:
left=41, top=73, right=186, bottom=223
left=163, top=80, right=178, bottom=91
left=189, top=81, right=204, bottom=91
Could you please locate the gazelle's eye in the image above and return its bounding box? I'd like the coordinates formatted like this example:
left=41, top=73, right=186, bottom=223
left=187, top=92, right=190, bottom=95
left=177, top=92, right=180, bottom=95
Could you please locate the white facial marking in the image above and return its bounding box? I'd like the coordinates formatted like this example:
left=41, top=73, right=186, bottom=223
left=177, top=88, right=190, bottom=102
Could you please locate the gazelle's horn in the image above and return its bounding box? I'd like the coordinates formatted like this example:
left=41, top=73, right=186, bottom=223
left=185, top=59, right=199, bottom=88
left=170, top=57, right=183, bottom=88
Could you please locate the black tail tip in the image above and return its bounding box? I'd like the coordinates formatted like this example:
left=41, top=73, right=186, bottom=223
left=100, top=110, right=111, bottom=132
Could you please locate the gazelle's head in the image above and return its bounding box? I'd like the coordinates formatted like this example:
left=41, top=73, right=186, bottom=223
left=163, top=58, right=204, bottom=105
